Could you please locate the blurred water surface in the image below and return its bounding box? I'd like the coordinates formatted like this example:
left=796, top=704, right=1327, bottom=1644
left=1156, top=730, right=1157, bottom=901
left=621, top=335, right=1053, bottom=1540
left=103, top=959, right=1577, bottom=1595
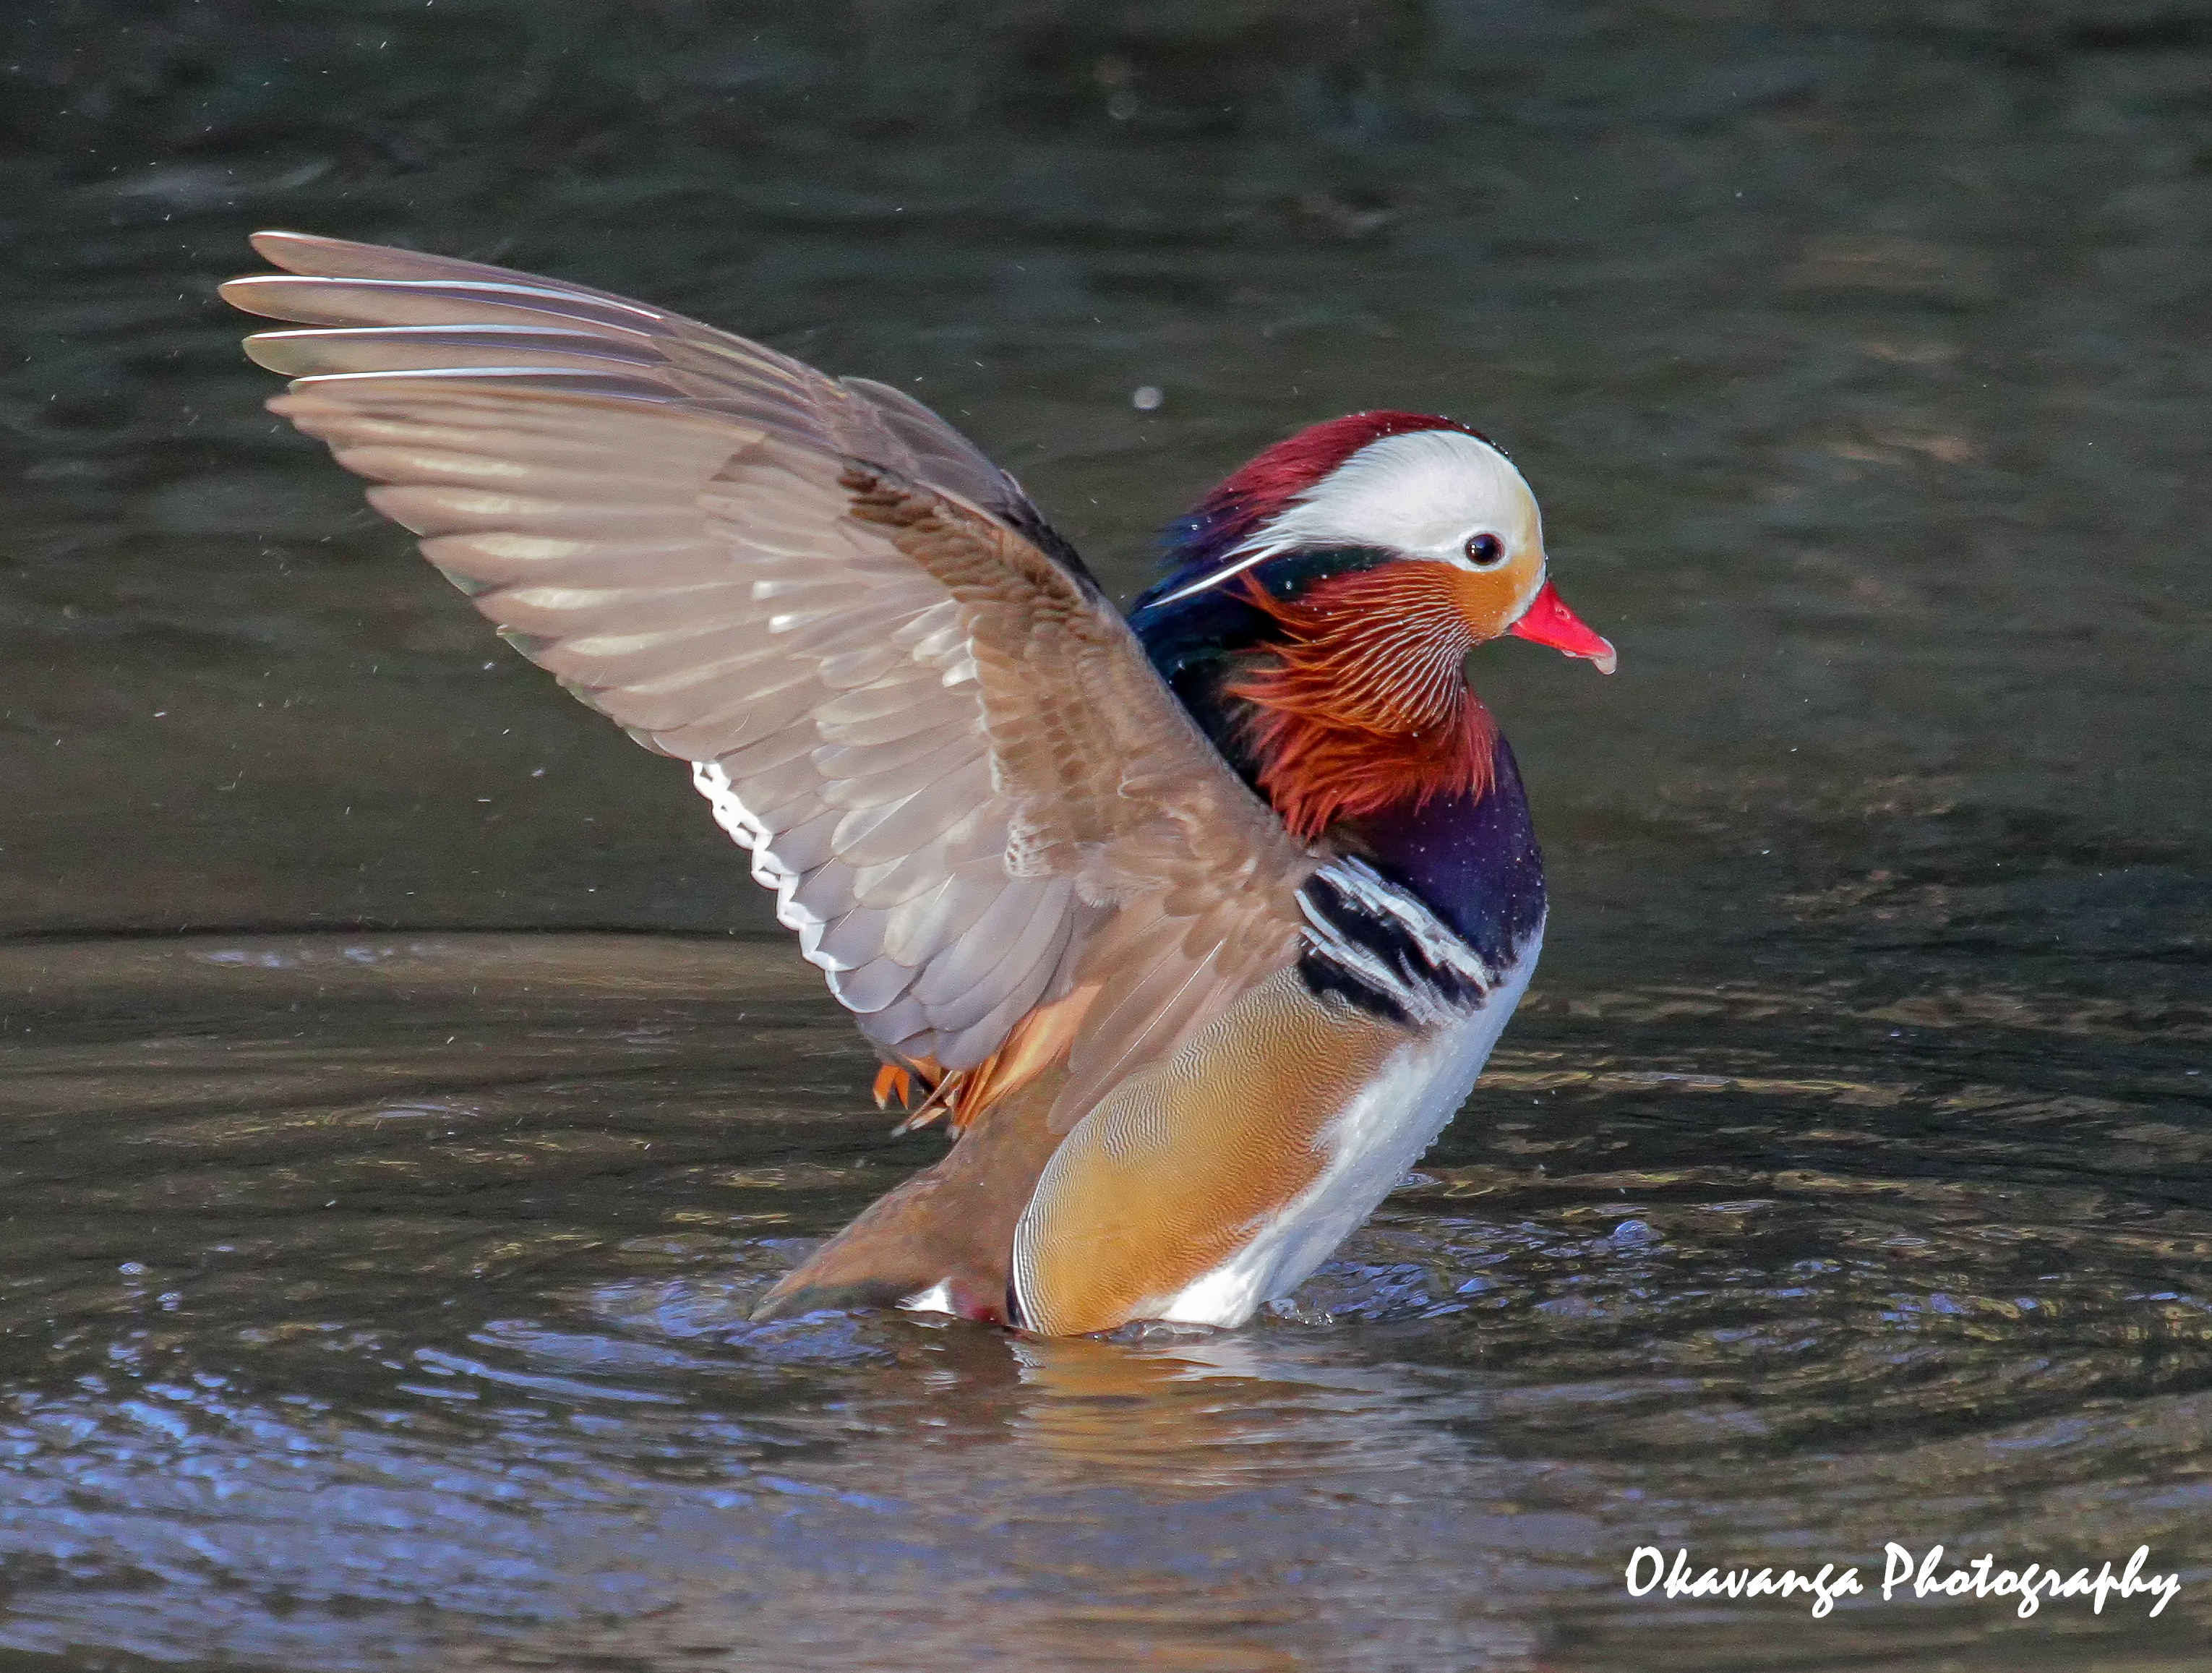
left=1, top=1, right=2208, bottom=1668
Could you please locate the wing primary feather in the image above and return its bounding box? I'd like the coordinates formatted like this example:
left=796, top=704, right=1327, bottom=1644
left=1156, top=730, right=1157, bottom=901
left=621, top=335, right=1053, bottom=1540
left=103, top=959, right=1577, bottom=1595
left=230, top=235, right=1322, bottom=1111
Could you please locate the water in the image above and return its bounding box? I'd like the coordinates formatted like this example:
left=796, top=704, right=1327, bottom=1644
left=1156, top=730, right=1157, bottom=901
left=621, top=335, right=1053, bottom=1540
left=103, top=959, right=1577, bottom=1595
left=2, top=3, right=2209, bottom=1667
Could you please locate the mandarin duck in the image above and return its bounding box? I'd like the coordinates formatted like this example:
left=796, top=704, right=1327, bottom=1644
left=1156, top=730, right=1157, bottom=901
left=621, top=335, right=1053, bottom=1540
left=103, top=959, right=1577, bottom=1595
left=223, top=232, right=1614, bottom=1336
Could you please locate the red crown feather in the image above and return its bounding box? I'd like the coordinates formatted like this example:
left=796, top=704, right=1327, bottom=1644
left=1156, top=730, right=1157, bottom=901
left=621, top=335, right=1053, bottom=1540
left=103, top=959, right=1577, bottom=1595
left=1180, top=411, right=1492, bottom=562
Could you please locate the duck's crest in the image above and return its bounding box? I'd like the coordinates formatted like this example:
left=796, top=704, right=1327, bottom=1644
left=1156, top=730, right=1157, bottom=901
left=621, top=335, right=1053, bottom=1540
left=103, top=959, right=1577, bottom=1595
left=1142, top=410, right=1501, bottom=604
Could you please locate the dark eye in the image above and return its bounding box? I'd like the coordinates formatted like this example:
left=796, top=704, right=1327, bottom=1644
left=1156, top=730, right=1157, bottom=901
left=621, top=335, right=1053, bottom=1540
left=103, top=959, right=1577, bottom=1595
left=1464, top=533, right=1506, bottom=568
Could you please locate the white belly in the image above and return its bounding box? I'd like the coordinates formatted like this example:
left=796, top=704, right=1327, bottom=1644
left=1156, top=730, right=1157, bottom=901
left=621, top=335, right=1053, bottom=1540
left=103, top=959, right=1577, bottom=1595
left=1153, top=936, right=1540, bottom=1327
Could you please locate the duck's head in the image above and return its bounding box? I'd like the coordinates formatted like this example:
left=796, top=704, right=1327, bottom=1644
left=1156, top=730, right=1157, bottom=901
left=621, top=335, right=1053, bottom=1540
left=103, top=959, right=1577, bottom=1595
left=1131, top=411, right=1614, bottom=840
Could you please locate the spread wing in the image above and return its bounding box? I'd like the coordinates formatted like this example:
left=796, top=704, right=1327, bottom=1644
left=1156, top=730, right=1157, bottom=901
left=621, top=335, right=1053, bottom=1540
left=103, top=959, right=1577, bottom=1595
left=223, top=231, right=1315, bottom=1091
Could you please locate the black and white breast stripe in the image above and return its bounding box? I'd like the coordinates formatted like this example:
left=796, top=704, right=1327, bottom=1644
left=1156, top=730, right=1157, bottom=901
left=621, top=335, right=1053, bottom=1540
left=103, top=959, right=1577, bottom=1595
left=1295, top=857, right=1497, bottom=1027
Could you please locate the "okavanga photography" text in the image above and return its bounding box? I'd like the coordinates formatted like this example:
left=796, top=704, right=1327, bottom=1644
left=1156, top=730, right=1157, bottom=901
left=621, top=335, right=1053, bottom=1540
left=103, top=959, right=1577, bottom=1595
left=1624, top=1542, right=2181, bottom=1620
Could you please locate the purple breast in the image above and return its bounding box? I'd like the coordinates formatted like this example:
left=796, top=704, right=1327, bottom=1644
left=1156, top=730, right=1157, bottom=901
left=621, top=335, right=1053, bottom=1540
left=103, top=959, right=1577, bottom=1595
left=1356, top=733, right=1546, bottom=972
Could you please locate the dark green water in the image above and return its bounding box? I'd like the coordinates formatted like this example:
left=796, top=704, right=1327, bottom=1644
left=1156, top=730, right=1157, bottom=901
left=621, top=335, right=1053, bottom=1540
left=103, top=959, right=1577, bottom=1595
left=1, top=3, right=2208, bottom=1667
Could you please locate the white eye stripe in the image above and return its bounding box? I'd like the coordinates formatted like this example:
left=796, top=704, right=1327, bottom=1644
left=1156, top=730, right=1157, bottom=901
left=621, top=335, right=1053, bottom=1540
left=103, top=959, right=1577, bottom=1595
left=1155, top=430, right=1540, bottom=603
left=1267, top=431, right=1538, bottom=555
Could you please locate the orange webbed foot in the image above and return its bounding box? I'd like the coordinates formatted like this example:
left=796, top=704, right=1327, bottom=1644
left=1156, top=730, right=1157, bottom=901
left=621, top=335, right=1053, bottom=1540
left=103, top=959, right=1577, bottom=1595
left=878, top=1059, right=959, bottom=1134
left=873, top=1064, right=915, bottom=1110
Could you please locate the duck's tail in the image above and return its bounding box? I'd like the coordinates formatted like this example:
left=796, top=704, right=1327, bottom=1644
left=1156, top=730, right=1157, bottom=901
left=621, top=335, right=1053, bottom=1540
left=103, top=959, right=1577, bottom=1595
left=749, top=1067, right=1068, bottom=1327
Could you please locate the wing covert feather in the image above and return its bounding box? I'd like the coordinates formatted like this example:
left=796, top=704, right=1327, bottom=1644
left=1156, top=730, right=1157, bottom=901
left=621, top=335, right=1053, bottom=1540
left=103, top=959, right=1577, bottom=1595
left=227, top=231, right=1315, bottom=1092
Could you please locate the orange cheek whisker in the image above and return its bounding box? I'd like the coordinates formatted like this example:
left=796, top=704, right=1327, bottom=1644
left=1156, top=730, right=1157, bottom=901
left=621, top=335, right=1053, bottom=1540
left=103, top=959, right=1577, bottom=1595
left=1227, top=566, right=1502, bottom=841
